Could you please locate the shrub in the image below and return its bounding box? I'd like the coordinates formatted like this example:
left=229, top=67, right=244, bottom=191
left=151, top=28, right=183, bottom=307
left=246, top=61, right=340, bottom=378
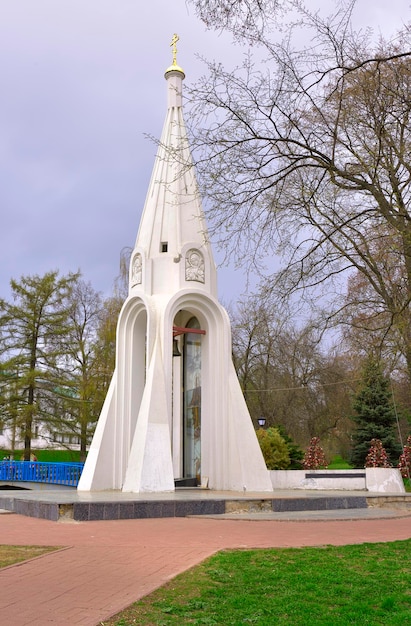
left=364, top=438, right=392, bottom=468
left=398, top=435, right=411, bottom=479
left=303, top=437, right=327, bottom=469
left=256, top=427, right=290, bottom=469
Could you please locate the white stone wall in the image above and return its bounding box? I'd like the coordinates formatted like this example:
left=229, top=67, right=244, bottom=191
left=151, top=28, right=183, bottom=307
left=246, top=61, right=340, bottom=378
left=365, top=468, right=405, bottom=493
left=270, top=468, right=405, bottom=493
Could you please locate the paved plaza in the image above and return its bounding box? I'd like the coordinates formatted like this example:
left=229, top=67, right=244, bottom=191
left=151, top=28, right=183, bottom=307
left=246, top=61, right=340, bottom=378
left=1, top=503, right=411, bottom=625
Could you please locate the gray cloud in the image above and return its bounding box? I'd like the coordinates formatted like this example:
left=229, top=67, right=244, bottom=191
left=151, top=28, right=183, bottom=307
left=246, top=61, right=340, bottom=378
left=0, top=0, right=409, bottom=304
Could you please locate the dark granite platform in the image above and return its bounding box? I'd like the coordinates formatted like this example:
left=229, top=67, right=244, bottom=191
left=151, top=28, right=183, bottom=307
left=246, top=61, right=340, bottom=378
left=271, top=495, right=367, bottom=512
left=2, top=487, right=408, bottom=522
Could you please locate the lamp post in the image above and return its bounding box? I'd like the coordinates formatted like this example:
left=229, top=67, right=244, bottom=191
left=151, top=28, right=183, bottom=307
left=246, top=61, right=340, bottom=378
left=257, top=416, right=266, bottom=428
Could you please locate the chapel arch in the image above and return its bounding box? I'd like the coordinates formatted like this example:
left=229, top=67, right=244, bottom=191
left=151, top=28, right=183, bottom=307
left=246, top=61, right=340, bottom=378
left=129, top=307, right=147, bottom=442
left=172, top=310, right=205, bottom=485
left=116, top=300, right=148, bottom=458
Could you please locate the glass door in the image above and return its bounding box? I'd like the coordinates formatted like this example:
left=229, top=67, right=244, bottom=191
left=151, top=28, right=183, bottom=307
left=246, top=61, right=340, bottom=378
left=183, top=317, right=201, bottom=482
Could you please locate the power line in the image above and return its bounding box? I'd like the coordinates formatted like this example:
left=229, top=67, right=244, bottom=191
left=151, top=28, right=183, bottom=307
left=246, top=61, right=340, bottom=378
left=242, top=377, right=361, bottom=393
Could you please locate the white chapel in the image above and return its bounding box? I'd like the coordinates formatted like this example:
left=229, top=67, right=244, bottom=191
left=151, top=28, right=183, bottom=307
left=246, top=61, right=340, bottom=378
left=78, top=38, right=272, bottom=493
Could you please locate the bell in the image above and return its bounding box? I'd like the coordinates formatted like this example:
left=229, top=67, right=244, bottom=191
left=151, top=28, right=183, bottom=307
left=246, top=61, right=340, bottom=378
left=173, top=338, right=181, bottom=357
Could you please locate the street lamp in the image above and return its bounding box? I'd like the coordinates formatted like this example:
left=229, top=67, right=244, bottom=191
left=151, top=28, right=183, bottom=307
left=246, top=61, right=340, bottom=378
left=257, top=417, right=266, bottom=428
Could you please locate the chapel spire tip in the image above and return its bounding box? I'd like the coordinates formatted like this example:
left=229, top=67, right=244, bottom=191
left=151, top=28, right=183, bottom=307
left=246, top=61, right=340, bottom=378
left=164, top=33, right=185, bottom=78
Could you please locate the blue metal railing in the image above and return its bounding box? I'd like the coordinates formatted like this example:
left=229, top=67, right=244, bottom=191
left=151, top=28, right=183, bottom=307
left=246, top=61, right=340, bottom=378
left=0, top=461, right=84, bottom=487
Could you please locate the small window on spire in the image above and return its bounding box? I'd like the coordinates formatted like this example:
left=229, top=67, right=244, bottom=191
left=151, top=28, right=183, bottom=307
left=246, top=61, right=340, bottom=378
left=161, top=242, right=168, bottom=253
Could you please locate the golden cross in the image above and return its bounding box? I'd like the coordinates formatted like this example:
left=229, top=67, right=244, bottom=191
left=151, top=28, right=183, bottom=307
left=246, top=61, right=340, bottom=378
left=170, top=33, right=179, bottom=66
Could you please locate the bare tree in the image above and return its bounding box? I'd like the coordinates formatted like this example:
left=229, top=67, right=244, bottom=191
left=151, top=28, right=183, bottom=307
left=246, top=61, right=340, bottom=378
left=187, top=0, right=411, bottom=380
left=230, top=294, right=354, bottom=450
left=61, top=280, right=104, bottom=461
left=340, top=246, right=409, bottom=375
left=189, top=0, right=285, bottom=43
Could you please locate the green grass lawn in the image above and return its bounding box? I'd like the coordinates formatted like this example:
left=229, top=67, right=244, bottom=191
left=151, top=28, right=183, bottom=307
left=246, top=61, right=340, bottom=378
left=0, top=449, right=82, bottom=462
left=32, top=449, right=82, bottom=462
left=327, top=455, right=353, bottom=469
left=0, top=545, right=58, bottom=568
left=103, top=540, right=411, bottom=626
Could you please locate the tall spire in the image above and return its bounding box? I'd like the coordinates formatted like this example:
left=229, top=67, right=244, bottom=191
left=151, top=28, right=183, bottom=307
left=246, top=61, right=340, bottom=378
left=78, top=36, right=272, bottom=495
left=131, top=35, right=217, bottom=297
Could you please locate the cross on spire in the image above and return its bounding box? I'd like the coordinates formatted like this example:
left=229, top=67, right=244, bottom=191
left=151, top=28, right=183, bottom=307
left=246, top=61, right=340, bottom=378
left=170, top=33, right=179, bottom=66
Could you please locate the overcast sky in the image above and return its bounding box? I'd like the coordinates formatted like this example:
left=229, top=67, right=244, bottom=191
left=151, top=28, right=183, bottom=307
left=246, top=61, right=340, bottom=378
left=0, top=0, right=410, bottom=306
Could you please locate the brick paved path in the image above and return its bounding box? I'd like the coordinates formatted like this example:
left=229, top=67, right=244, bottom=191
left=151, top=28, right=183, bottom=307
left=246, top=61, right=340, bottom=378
left=1, top=513, right=411, bottom=625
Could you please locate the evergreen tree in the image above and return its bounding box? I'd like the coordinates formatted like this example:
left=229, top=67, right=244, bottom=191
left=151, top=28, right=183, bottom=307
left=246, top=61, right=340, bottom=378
left=276, top=424, right=304, bottom=469
left=0, top=271, right=79, bottom=459
left=349, top=358, right=401, bottom=467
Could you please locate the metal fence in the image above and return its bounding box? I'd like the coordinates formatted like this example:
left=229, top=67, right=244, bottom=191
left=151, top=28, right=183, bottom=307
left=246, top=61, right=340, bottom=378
left=0, top=461, right=84, bottom=486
